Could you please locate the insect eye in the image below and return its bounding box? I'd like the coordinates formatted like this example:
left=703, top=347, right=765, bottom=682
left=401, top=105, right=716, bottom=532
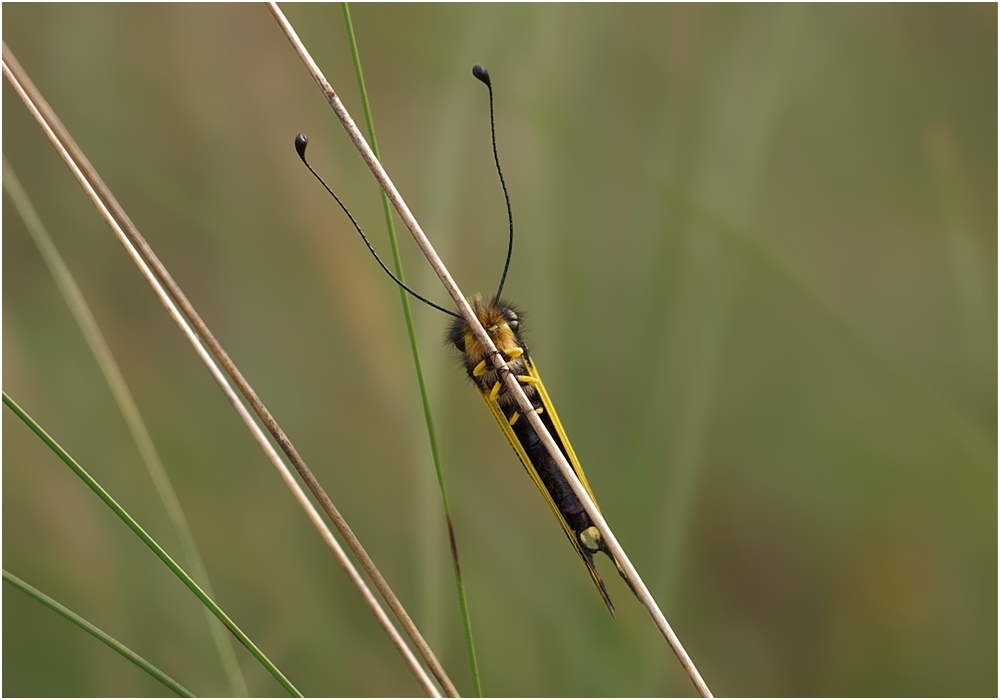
left=505, top=311, right=519, bottom=331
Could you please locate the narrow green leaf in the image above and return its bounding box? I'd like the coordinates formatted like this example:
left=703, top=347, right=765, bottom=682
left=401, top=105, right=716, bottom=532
left=2, top=391, right=302, bottom=698
left=3, top=570, right=196, bottom=698
left=341, top=4, right=482, bottom=696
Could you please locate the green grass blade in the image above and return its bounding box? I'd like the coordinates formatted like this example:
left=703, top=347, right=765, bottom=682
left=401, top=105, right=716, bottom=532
left=3, top=570, right=196, bottom=698
left=341, top=4, right=482, bottom=696
left=2, top=391, right=302, bottom=698
left=2, top=157, right=249, bottom=698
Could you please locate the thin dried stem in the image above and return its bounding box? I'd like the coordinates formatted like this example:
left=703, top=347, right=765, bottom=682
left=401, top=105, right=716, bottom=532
left=268, top=4, right=713, bottom=696
left=2, top=394, right=298, bottom=696
left=3, top=42, right=450, bottom=699
left=3, top=157, right=248, bottom=697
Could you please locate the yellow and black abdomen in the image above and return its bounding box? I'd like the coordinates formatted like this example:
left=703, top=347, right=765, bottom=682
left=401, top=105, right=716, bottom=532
left=507, top=399, right=595, bottom=538
left=448, top=296, right=593, bottom=539
left=449, top=295, right=632, bottom=615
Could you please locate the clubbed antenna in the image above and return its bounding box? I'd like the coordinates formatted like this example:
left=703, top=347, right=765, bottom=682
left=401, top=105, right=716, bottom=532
left=472, top=64, right=514, bottom=302
left=295, top=133, right=460, bottom=319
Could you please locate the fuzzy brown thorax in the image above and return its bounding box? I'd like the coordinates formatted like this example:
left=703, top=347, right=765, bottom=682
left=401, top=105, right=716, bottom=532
left=448, top=295, right=533, bottom=406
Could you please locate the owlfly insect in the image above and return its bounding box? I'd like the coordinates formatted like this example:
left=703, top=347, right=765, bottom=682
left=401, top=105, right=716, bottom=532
left=296, top=65, right=636, bottom=616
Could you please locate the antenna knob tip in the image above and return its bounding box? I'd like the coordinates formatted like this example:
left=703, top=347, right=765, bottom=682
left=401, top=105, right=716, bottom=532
left=472, top=64, right=491, bottom=87
left=294, top=133, right=309, bottom=160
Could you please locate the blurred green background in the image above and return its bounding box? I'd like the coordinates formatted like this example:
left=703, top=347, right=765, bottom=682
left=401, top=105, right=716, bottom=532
left=3, top=4, right=996, bottom=697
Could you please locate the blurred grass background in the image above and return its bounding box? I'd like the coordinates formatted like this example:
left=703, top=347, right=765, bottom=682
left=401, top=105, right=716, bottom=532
left=3, top=3, right=996, bottom=696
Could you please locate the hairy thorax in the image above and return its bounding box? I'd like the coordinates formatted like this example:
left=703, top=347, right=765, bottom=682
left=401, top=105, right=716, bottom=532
left=448, top=295, right=535, bottom=409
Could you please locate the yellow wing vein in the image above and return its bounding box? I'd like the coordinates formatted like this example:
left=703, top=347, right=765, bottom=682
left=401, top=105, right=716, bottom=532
left=525, top=358, right=601, bottom=508
left=477, top=389, right=577, bottom=546
left=476, top=359, right=616, bottom=616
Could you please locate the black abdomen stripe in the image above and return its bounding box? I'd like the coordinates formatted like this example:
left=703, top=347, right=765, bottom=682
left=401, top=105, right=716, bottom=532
left=506, top=399, right=594, bottom=536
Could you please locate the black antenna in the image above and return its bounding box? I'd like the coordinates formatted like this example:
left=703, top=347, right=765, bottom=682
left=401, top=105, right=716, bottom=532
left=295, top=134, right=461, bottom=319
left=472, top=65, right=514, bottom=303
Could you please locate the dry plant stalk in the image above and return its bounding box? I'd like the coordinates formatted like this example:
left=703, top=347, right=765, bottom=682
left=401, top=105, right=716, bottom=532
left=3, top=157, right=249, bottom=697
left=2, top=42, right=456, bottom=699
left=267, top=3, right=713, bottom=697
